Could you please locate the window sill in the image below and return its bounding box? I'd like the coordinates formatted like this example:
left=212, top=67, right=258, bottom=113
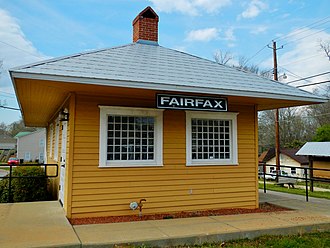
left=186, top=161, right=239, bottom=166
left=98, top=163, right=163, bottom=168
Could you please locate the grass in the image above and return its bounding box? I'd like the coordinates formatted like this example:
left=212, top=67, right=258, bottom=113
left=296, top=180, right=330, bottom=190
left=135, top=232, right=330, bottom=247
left=259, top=182, right=330, bottom=200
left=181, top=232, right=330, bottom=248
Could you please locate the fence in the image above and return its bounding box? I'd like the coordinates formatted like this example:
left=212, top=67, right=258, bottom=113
left=259, top=163, right=330, bottom=202
left=0, top=164, right=58, bottom=203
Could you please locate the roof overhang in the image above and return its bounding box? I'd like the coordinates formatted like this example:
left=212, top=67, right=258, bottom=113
left=11, top=71, right=327, bottom=126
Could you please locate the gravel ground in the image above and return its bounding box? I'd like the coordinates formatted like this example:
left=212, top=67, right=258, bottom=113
left=69, top=203, right=290, bottom=225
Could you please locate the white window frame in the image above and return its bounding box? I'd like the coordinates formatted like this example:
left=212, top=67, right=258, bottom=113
left=24, top=152, right=31, bottom=161
left=53, top=118, right=60, bottom=162
left=39, top=152, right=44, bottom=163
left=186, top=111, right=238, bottom=166
left=99, top=106, right=163, bottom=168
left=39, top=138, right=45, bottom=148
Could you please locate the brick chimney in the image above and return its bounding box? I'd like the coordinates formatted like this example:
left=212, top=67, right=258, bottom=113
left=133, top=6, right=159, bottom=43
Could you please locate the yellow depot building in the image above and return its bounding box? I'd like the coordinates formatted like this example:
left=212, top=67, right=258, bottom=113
left=10, top=7, right=326, bottom=219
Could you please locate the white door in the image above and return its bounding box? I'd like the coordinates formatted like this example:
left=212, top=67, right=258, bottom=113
left=59, top=121, right=67, bottom=206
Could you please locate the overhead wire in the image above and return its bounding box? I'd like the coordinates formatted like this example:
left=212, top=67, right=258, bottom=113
left=286, top=71, right=330, bottom=84
left=274, top=15, right=330, bottom=42
left=296, top=80, right=330, bottom=88
left=0, top=40, right=44, bottom=59
left=280, top=54, right=322, bottom=68
left=0, top=105, right=20, bottom=111
left=244, top=44, right=269, bottom=65
left=279, top=67, right=330, bottom=91
left=281, top=27, right=330, bottom=47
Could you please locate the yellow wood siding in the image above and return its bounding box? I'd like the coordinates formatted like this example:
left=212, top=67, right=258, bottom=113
left=69, top=93, right=258, bottom=218
left=47, top=122, right=58, bottom=199
left=314, top=161, right=330, bottom=179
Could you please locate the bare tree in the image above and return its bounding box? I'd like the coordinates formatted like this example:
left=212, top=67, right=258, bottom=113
left=306, top=85, right=330, bottom=127
left=236, top=56, right=260, bottom=74
left=320, top=40, right=330, bottom=61
left=214, top=50, right=233, bottom=65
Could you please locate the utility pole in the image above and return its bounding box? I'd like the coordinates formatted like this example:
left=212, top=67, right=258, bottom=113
left=269, top=41, right=283, bottom=182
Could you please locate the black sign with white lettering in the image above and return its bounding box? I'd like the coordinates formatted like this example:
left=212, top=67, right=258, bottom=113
left=156, top=94, right=227, bottom=112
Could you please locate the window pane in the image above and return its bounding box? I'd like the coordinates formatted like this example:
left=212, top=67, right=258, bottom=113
left=107, top=115, right=155, bottom=161
left=191, top=118, right=231, bottom=161
left=107, top=114, right=155, bottom=162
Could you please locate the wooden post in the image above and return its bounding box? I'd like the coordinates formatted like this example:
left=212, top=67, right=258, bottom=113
left=309, top=156, right=314, bottom=192
left=272, top=41, right=280, bottom=183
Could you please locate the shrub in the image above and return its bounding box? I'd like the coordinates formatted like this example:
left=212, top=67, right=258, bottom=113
left=0, top=166, right=49, bottom=203
left=313, top=124, right=330, bottom=142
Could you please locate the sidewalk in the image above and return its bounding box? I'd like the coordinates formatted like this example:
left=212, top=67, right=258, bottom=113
left=0, top=169, right=8, bottom=178
left=74, top=210, right=330, bottom=247
left=0, top=191, right=330, bottom=247
left=259, top=189, right=330, bottom=216
left=74, top=190, right=330, bottom=247
left=0, top=201, right=80, bottom=248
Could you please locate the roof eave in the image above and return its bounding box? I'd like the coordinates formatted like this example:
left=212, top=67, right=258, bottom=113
left=10, top=71, right=327, bottom=107
left=9, top=70, right=24, bottom=124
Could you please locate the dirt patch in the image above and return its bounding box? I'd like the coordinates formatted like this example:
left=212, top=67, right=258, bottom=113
left=69, top=203, right=290, bottom=225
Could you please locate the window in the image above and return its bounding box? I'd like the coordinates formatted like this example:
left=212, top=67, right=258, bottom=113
left=291, top=167, right=296, bottom=174
left=186, top=111, right=238, bottom=166
left=24, top=152, right=31, bottom=161
left=39, top=138, right=45, bottom=147
left=39, top=152, right=44, bottom=163
left=99, top=106, right=163, bottom=167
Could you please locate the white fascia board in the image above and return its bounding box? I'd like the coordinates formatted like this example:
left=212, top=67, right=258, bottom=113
left=10, top=71, right=328, bottom=103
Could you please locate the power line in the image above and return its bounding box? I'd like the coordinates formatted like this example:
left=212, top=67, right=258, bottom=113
left=274, top=15, right=330, bottom=42
left=0, top=40, right=44, bottom=59
left=296, top=80, right=330, bottom=88
left=245, top=44, right=269, bottom=65
left=287, top=71, right=330, bottom=84
left=281, top=27, right=330, bottom=47
left=0, top=105, right=20, bottom=111
left=280, top=54, right=321, bottom=68
left=279, top=67, right=330, bottom=92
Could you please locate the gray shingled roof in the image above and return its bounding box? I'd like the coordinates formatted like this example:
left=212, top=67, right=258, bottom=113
left=296, top=142, right=330, bottom=157
left=10, top=41, right=327, bottom=102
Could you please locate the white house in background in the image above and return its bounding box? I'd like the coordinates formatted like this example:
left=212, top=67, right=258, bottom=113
left=259, top=148, right=309, bottom=178
left=16, top=129, right=46, bottom=163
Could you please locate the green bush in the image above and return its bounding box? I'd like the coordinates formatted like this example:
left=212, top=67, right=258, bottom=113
left=313, top=124, right=330, bottom=142
left=0, top=166, right=49, bottom=203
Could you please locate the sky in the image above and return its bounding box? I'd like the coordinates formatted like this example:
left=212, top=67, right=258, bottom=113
left=0, top=0, right=330, bottom=124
